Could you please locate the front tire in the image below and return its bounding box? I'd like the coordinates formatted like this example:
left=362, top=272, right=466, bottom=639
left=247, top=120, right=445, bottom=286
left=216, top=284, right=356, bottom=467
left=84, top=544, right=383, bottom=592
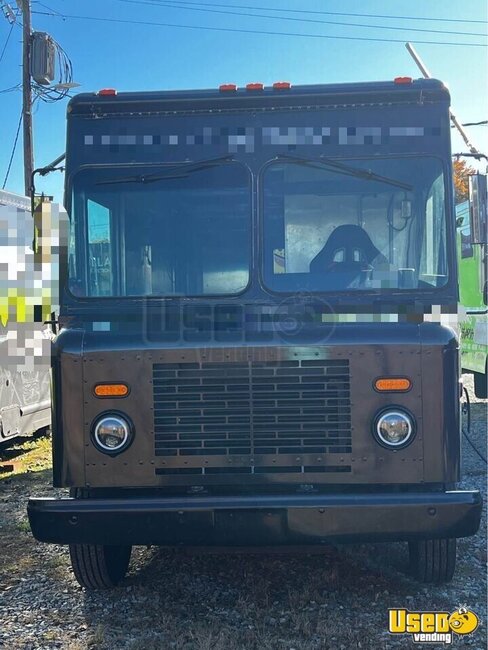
left=408, top=538, right=456, bottom=583
left=68, top=488, right=132, bottom=589
left=69, top=543, right=132, bottom=589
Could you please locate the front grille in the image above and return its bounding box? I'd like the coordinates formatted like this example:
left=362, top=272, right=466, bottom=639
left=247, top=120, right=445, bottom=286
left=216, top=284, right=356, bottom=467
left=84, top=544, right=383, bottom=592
left=153, top=359, right=351, bottom=471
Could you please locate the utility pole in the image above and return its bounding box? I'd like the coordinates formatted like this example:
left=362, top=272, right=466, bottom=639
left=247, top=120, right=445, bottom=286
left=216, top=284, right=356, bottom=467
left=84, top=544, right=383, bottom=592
left=20, top=0, right=34, bottom=196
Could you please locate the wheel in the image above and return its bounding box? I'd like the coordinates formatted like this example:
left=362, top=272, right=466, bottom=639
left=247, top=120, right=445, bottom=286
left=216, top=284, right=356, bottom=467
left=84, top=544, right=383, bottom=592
left=69, top=543, right=132, bottom=589
left=474, top=371, right=487, bottom=399
left=408, top=538, right=456, bottom=583
left=68, top=487, right=132, bottom=589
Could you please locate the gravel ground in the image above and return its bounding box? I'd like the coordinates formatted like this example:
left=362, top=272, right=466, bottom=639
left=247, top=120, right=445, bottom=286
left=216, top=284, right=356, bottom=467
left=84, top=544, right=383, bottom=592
left=0, top=375, right=486, bottom=650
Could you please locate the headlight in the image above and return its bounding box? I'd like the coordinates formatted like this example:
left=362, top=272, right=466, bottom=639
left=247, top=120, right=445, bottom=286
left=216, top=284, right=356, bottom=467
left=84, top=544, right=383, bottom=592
left=373, top=409, right=415, bottom=449
left=92, top=413, right=133, bottom=455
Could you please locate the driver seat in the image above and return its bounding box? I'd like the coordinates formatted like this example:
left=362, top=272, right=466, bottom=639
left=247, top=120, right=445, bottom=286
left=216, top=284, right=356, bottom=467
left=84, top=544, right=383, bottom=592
left=309, top=224, right=387, bottom=273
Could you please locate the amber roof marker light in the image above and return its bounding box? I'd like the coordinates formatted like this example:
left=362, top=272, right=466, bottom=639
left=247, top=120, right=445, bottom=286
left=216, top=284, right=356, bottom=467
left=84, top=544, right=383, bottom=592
left=219, top=84, right=237, bottom=92
left=273, top=81, right=291, bottom=90
left=393, top=77, right=413, bottom=85
left=94, top=383, right=130, bottom=398
left=374, top=378, right=412, bottom=392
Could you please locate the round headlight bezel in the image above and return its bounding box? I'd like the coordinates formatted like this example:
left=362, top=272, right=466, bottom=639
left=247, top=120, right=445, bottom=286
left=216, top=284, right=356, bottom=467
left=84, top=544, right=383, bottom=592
left=373, top=407, right=416, bottom=449
left=91, top=412, right=134, bottom=456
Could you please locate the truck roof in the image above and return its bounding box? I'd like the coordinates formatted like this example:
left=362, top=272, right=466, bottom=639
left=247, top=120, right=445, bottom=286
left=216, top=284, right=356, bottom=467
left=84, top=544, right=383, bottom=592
left=68, top=78, right=450, bottom=116
left=0, top=189, right=30, bottom=211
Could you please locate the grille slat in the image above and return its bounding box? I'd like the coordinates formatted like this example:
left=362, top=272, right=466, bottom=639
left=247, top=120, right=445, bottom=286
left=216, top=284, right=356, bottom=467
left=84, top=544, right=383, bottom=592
left=153, top=359, right=352, bottom=468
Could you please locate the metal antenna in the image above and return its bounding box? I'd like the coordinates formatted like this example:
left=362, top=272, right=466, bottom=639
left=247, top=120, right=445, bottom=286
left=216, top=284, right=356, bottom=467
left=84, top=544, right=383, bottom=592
left=405, top=41, right=483, bottom=159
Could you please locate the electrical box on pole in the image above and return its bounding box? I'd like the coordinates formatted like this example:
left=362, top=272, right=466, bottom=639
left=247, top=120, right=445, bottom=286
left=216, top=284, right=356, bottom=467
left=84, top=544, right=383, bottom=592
left=30, top=32, right=55, bottom=85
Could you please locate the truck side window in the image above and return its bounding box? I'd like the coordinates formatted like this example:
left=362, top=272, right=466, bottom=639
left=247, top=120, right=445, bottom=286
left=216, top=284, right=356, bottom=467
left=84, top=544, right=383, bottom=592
left=456, top=201, right=473, bottom=259
left=420, top=173, right=447, bottom=283
left=86, top=199, right=113, bottom=297
left=68, top=217, right=77, bottom=285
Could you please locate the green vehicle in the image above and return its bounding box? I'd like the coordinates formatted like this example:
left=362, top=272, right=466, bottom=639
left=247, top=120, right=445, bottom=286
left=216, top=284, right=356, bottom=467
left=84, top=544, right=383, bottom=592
left=456, top=173, right=488, bottom=398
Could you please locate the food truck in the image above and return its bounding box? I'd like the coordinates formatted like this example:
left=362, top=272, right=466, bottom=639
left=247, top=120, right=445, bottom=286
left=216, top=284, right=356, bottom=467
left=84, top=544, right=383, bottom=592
left=28, top=79, right=482, bottom=588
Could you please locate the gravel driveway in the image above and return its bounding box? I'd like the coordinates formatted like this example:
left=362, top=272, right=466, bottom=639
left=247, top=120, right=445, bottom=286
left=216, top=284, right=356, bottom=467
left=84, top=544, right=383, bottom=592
left=0, top=375, right=486, bottom=650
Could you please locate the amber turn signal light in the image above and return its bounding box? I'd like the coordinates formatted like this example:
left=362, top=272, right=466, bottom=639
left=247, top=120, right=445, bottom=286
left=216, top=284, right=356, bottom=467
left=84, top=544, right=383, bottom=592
left=374, top=378, right=411, bottom=392
left=94, top=383, right=129, bottom=398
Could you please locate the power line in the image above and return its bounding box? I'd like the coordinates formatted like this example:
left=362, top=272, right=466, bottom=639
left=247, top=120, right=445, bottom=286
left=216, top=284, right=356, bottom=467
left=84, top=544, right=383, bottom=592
left=0, top=21, right=14, bottom=64
left=462, top=120, right=488, bottom=127
left=32, top=1, right=66, bottom=18
left=31, top=10, right=488, bottom=47
left=451, top=120, right=488, bottom=128
left=2, top=109, right=22, bottom=190
left=453, top=152, right=488, bottom=160
left=0, top=82, right=21, bottom=93
left=111, top=0, right=488, bottom=25
left=114, top=0, right=488, bottom=38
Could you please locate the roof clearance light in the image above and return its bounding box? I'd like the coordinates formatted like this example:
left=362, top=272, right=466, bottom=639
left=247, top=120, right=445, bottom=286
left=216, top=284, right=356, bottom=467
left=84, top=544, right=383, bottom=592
left=219, top=84, right=237, bottom=92
left=374, top=377, right=412, bottom=392
left=94, top=383, right=129, bottom=398
left=97, top=88, right=117, bottom=96
left=394, top=77, right=413, bottom=85
left=273, top=81, right=291, bottom=90
left=246, top=82, right=264, bottom=91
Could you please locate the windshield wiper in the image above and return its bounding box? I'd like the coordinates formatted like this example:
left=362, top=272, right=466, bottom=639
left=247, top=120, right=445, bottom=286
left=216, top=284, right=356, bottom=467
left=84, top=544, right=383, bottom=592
left=275, top=154, right=412, bottom=191
left=95, top=155, right=235, bottom=186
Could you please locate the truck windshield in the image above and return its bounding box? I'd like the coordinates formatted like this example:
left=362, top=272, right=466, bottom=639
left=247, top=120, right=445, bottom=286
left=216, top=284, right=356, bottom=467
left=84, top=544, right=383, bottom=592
left=69, top=162, right=251, bottom=297
left=263, top=156, right=448, bottom=292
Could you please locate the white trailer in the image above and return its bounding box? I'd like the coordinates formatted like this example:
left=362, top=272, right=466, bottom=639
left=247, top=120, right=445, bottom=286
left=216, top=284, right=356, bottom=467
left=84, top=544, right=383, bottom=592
left=0, top=189, right=51, bottom=441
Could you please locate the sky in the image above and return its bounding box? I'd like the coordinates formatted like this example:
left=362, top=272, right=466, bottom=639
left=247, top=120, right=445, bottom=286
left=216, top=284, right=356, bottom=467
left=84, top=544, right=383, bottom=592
left=0, top=0, right=487, bottom=203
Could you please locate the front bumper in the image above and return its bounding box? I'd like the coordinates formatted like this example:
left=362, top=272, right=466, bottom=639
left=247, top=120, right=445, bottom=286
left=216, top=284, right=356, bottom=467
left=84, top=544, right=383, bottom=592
left=28, top=490, right=482, bottom=546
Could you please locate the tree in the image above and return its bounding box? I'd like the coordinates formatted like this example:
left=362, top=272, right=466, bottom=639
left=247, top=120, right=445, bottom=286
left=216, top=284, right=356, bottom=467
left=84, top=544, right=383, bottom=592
left=453, top=158, right=476, bottom=204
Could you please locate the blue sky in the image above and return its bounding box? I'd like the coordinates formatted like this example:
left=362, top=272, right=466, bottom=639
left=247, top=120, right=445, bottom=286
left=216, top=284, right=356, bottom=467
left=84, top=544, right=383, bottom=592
left=0, top=0, right=487, bottom=202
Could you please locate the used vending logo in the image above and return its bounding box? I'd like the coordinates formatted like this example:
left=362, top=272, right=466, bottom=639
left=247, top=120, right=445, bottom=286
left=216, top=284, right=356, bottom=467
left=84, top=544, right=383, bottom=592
left=388, top=606, right=479, bottom=644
